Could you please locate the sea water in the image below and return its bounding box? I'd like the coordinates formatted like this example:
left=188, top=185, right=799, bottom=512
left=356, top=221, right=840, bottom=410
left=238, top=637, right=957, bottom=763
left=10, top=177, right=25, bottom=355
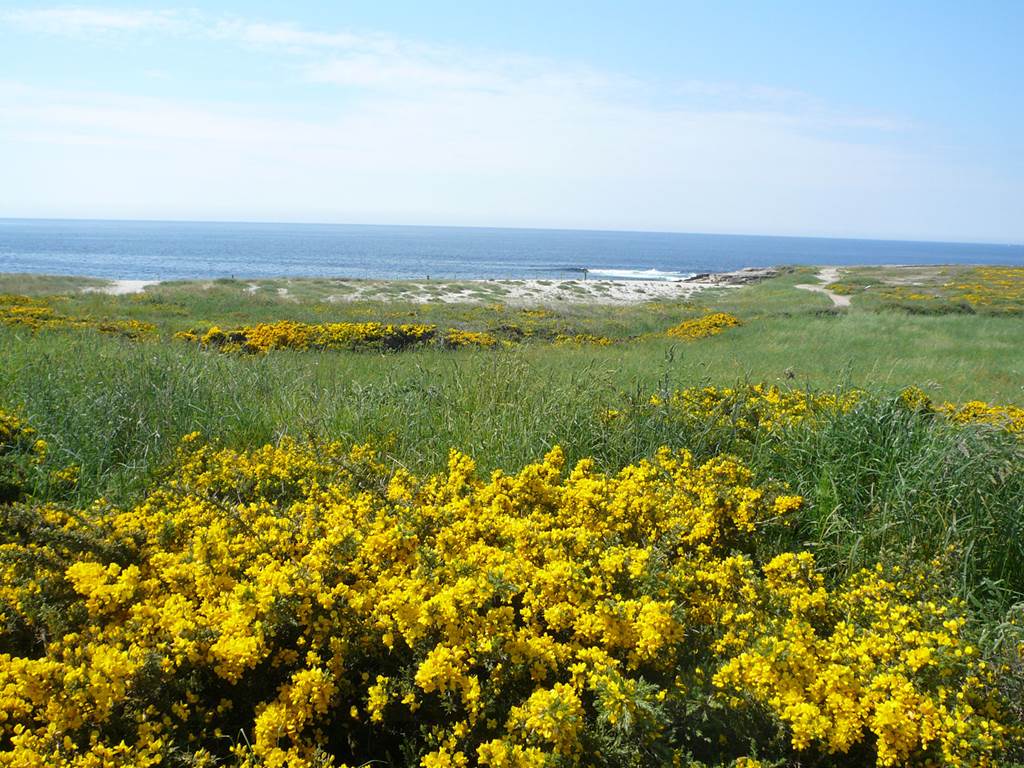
left=1, top=218, right=1021, bottom=281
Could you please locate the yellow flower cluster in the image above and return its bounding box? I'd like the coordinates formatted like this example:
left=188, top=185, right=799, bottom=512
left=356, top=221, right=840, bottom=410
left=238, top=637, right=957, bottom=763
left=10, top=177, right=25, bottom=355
left=442, top=329, right=499, bottom=348
left=665, top=313, right=742, bottom=340
left=0, top=294, right=155, bottom=339
left=647, top=384, right=862, bottom=434
left=1, top=408, right=78, bottom=503
left=823, top=282, right=861, bottom=296
left=177, top=320, right=619, bottom=353
left=900, top=387, right=1024, bottom=435
left=553, top=333, right=613, bottom=346
left=175, top=320, right=438, bottom=353
left=943, top=267, right=1024, bottom=311
left=0, top=433, right=1012, bottom=767
left=0, top=409, right=42, bottom=455
left=873, top=267, right=1024, bottom=314
left=633, top=384, right=1024, bottom=441
left=942, top=401, right=1024, bottom=434
left=714, top=556, right=1005, bottom=767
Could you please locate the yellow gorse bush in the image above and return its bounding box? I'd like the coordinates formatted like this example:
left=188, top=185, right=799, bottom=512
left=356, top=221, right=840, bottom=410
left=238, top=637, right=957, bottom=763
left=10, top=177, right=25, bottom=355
left=442, top=329, right=499, bottom=348
left=900, top=387, right=1024, bottom=436
left=177, top=322, right=615, bottom=353
left=175, top=320, right=438, bottom=353
left=1, top=408, right=78, bottom=503
left=628, top=384, right=1023, bottom=441
left=646, top=384, right=862, bottom=435
left=665, top=313, right=741, bottom=340
left=872, top=267, right=1024, bottom=314
left=0, top=294, right=155, bottom=339
left=938, top=401, right=1024, bottom=435
left=823, top=282, right=861, bottom=296
left=553, top=334, right=613, bottom=347
left=0, top=431, right=1013, bottom=767
left=714, top=556, right=1005, bottom=767
left=0, top=410, right=42, bottom=456
left=943, top=266, right=1024, bottom=311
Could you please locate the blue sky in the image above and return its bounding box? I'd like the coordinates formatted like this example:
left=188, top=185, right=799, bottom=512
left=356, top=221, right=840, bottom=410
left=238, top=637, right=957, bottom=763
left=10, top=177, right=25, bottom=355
left=1, top=2, right=1021, bottom=242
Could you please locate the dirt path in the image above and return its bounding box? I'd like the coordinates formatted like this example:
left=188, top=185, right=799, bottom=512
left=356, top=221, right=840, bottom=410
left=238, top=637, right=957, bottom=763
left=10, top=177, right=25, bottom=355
left=795, top=267, right=851, bottom=307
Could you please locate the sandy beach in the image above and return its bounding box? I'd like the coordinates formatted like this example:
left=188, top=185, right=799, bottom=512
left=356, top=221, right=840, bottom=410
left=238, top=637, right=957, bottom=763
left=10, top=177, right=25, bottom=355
left=84, top=279, right=162, bottom=296
left=87, top=267, right=777, bottom=305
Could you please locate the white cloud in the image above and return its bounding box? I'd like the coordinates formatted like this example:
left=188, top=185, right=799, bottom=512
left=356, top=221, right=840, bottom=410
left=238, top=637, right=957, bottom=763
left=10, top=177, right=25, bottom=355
left=305, top=54, right=505, bottom=91
left=2, top=7, right=186, bottom=34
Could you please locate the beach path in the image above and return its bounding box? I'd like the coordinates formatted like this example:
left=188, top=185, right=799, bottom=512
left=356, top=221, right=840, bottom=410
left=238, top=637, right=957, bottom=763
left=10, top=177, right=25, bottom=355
left=795, top=267, right=851, bottom=307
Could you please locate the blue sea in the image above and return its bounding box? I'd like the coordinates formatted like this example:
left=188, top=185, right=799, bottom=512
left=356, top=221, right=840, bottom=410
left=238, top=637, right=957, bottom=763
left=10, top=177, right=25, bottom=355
left=1, top=219, right=1021, bottom=281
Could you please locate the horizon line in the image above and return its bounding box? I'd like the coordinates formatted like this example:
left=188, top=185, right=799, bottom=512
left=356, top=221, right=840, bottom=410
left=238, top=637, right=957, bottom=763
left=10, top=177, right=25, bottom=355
left=1, top=215, right=1021, bottom=249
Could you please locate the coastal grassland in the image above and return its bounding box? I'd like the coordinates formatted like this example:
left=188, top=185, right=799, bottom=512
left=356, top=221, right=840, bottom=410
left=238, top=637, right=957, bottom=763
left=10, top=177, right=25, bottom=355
left=2, top=306, right=1023, bottom=607
left=3, top=276, right=714, bottom=339
left=0, top=272, right=108, bottom=294
left=2, top=267, right=1024, bottom=766
left=1, top=266, right=1022, bottom=500
left=820, top=264, right=1024, bottom=315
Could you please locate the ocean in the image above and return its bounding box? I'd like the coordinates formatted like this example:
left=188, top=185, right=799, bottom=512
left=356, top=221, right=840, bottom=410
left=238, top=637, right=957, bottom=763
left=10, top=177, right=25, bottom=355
left=1, top=218, right=1021, bottom=281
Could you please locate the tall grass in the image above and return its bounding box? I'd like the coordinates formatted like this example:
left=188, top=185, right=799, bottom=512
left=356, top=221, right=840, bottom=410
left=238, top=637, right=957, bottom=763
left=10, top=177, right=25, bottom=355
left=2, top=326, right=1022, bottom=616
left=753, top=405, right=1024, bottom=613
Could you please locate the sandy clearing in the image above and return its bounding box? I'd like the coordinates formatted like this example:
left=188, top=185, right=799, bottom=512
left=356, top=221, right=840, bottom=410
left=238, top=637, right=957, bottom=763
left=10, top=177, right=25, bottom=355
left=83, top=279, right=161, bottom=295
left=327, top=279, right=719, bottom=305
left=70, top=267, right=776, bottom=305
left=795, top=268, right=851, bottom=307
left=326, top=270, right=775, bottom=306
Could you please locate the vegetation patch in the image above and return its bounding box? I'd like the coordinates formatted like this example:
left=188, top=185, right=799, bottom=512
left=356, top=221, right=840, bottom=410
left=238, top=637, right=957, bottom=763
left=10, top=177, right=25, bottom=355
left=175, top=320, right=438, bottom=353
left=0, top=428, right=1017, bottom=767
left=665, top=312, right=742, bottom=340
left=0, top=294, right=155, bottom=339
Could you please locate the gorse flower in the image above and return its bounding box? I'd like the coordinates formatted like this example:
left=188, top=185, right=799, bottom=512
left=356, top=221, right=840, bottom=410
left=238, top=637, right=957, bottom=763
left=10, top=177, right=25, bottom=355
left=553, top=333, right=613, bottom=346
left=0, top=426, right=1014, bottom=767
left=874, top=267, right=1024, bottom=314
left=0, top=408, right=78, bottom=503
left=442, top=329, right=499, bottom=348
left=665, top=313, right=741, bottom=340
left=0, top=294, right=155, bottom=339
left=644, top=384, right=862, bottom=436
left=176, top=319, right=438, bottom=353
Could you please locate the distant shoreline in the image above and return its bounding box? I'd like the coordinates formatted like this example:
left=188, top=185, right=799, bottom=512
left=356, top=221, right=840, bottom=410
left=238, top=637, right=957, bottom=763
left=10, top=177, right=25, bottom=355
left=1, top=268, right=780, bottom=305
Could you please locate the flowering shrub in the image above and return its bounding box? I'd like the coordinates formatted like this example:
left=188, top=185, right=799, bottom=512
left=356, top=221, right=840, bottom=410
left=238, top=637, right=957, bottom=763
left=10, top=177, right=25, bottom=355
left=943, top=267, right=1024, bottom=312
left=0, top=409, right=48, bottom=503
left=176, top=320, right=437, bottom=353
left=714, top=555, right=1007, bottom=767
left=665, top=313, right=742, bottom=340
left=0, top=294, right=155, bottom=339
left=177, top=322, right=612, bottom=353
left=622, top=385, right=1023, bottom=442
left=442, top=329, right=499, bottom=348
left=0, top=409, right=79, bottom=504
left=824, top=282, right=862, bottom=296
left=899, top=387, right=1024, bottom=436
left=645, top=384, right=863, bottom=436
left=871, top=267, right=1024, bottom=314
left=937, top=400, right=1024, bottom=435
left=0, top=433, right=1014, bottom=767
left=553, top=333, right=613, bottom=346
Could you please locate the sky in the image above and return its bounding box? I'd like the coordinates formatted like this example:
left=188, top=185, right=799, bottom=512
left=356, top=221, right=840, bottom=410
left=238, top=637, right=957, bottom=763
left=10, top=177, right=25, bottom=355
left=1, top=2, right=1022, bottom=243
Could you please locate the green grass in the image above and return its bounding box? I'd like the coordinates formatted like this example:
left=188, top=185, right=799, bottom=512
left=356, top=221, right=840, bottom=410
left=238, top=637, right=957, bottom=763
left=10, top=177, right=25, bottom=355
left=3, top=326, right=1023, bottom=613
left=0, top=273, right=109, bottom=294
left=2, top=267, right=1023, bottom=605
